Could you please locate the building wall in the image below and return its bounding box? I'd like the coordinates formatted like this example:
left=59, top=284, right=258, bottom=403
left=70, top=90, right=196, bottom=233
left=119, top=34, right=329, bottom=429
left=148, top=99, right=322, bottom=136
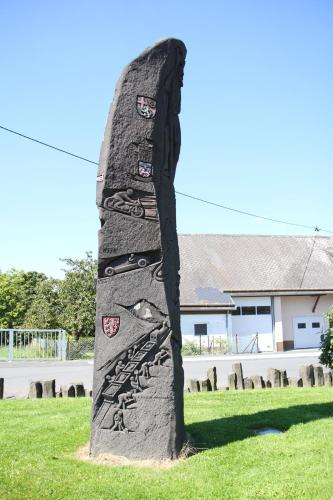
left=279, top=294, right=333, bottom=350
left=231, top=296, right=274, bottom=351
left=180, top=313, right=227, bottom=336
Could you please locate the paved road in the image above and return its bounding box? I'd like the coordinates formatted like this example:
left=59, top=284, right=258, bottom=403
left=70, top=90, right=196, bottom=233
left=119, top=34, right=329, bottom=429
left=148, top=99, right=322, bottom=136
left=0, top=350, right=323, bottom=398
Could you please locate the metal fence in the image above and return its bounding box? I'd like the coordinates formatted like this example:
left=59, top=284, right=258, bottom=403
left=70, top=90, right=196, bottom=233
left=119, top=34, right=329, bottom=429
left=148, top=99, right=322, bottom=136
left=0, top=329, right=67, bottom=361
left=66, top=337, right=95, bottom=360
left=182, top=333, right=260, bottom=355
left=232, top=333, right=259, bottom=354
left=182, top=335, right=229, bottom=356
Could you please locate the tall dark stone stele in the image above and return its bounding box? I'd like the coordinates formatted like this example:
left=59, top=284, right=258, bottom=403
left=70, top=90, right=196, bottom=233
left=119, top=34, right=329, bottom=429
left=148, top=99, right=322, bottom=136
left=90, top=39, right=186, bottom=460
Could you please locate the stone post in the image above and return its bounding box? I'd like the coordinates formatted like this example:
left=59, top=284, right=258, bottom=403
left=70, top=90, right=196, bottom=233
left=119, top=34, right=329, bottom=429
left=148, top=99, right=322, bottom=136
left=250, top=375, right=265, bottom=389
left=60, top=384, right=76, bottom=397
left=228, top=373, right=237, bottom=390
left=28, top=381, right=43, bottom=399
left=200, top=379, right=212, bottom=392
left=207, top=367, right=217, bottom=391
left=324, top=372, right=332, bottom=387
left=267, top=368, right=281, bottom=388
left=299, top=365, right=314, bottom=387
left=244, top=378, right=254, bottom=390
left=187, top=379, right=200, bottom=392
left=0, top=378, right=3, bottom=399
left=90, top=39, right=187, bottom=460
left=42, top=380, right=56, bottom=398
left=313, top=366, right=324, bottom=387
left=287, top=378, right=303, bottom=387
left=232, top=362, right=244, bottom=390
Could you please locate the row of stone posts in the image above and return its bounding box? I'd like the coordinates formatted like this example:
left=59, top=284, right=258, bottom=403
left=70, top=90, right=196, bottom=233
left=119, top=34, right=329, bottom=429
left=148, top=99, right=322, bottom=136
left=186, top=364, right=333, bottom=392
left=27, top=379, right=91, bottom=398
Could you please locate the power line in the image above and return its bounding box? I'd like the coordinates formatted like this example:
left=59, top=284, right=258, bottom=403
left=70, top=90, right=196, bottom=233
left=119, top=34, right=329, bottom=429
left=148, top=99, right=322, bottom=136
left=1, top=124, right=333, bottom=235
left=0, top=125, right=98, bottom=166
left=299, top=235, right=317, bottom=288
left=176, top=191, right=323, bottom=232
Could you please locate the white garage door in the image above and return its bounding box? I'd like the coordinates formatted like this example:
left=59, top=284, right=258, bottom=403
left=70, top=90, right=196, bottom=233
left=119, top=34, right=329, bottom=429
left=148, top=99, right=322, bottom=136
left=231, top=297, right=273, bottom=352
left=293, top=316, right=324, bottom=349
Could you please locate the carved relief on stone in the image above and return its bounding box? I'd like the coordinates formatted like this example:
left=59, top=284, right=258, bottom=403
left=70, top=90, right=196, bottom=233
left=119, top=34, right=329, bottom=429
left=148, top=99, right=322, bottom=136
left=98, top=250, right=161, bottom=279
left=104, top=253, right=150, bottom=277
left=127, top=140, right=156, bottom=183
left=103, top=189, right=159, bottom=222
left=91, top=38, right=186, bottom=460
left=104, top=189, right=144, bottom=218
left=102, top=316, right=120, bottom=338
left=136, top=96, right=157, bottom=119
left=94, top=321, right=171, bottom=430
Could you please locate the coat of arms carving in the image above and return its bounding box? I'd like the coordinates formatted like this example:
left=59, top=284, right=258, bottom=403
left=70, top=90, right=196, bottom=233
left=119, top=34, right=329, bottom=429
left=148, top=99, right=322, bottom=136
left=102, top=316, right=120, bottom=338
left=136, top=96, right=157, bottom=119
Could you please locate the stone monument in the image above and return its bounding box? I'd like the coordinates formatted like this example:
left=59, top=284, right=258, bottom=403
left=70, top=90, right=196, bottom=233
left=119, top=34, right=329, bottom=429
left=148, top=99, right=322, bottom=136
left=90, top=38, right=186, bottom=460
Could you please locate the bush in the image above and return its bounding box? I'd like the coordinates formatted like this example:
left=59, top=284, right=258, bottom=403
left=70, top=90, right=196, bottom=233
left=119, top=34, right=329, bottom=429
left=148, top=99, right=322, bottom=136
left=182, top=340, right=202, bottom=356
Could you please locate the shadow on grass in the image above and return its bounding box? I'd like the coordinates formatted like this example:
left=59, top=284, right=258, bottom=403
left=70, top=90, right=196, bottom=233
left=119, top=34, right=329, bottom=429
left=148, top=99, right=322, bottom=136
left=186, top=402, right=333, bottom=450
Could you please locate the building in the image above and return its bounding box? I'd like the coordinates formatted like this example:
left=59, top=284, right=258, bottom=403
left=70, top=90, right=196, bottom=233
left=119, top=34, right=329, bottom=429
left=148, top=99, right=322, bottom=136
left=179, top=234, right=333, bottom=352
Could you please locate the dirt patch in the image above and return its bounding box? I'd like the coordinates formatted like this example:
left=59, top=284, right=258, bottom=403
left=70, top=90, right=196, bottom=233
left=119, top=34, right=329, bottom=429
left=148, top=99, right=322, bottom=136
left=76, top=438, right=195, bottom=469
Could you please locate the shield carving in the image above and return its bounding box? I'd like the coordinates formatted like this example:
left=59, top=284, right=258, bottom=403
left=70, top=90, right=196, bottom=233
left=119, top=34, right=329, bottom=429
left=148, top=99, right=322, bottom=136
left=102, top=316, right=120, bottom=338
left=138, top=161, right=153, bottom=178
left=136, top=96, right=157, bottom=119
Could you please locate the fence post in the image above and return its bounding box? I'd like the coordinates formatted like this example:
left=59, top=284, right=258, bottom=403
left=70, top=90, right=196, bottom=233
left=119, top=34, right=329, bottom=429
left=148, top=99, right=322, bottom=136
left=61, top=330, right=67, bottom=361
left=8, top=330, right=14, bottom=361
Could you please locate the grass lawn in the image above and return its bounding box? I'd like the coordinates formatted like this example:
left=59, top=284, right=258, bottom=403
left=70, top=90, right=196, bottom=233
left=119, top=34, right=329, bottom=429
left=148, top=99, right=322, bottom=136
left=0, top=388, right=332, bottom=500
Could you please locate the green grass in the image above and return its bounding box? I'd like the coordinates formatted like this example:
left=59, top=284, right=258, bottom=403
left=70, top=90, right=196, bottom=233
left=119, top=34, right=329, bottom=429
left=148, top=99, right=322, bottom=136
left=0, top=345, right=58, bottom=360
left=0, top=388, right=332, bottom=499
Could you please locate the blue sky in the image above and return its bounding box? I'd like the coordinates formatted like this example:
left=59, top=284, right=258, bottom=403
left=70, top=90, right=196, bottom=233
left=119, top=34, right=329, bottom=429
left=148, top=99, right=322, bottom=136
left=1, top=0, right=332, bottom=277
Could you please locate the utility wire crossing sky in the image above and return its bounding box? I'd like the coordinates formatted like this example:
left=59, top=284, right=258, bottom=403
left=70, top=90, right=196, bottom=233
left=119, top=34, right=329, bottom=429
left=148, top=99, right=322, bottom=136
left=1, top=125, right=331, bottom=235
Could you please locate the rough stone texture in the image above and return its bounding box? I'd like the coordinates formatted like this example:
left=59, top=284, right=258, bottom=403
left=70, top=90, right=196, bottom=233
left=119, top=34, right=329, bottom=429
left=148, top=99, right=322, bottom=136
left=228, top=373, right=237, bottom=390
left=90, top=39, right=187, bottom=460
left=42, top=380, right=56, bottom=398
left=187, top=379, right=200, bottom=392
left=288, top=377, right=303, bottom=387
left=299, top=365, right=314, bottom=387
left=28, top=381, right=42, bottom=399
left=324, top=372, right=333, bottom=387
left=244, top=378, right=254, bottom=390
left=200, top=379, right=212, bottom=392
left=267, top=368, right=281, bottom=388
left=61, top=384, right=76, bottom=397
left=266, top=380, right=272, bottom=389
left=232, top=362, right=244, bottom=390
left=250, top=375, right=265, bottom=389
left=313, top=366, right=324, bottom=387
left=207, top=367, right=217, bottom=391
left=0, top=378, right=3, bottom=399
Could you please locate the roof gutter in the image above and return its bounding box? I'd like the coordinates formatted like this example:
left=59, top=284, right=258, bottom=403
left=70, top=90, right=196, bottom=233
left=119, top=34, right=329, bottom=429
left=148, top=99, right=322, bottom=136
left=225, top=289, right=332, bottom=297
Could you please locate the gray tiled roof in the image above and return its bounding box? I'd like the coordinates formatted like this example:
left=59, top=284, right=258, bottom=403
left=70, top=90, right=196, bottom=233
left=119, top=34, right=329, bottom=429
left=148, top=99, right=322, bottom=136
left=179, top=234, right=333, bottom=304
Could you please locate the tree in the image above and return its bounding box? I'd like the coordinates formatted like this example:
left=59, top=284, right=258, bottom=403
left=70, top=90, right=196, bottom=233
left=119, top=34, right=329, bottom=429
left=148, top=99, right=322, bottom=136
left=24, top=278, right=62, bottom=329
left=0, top=270, right=47, bottom=328
left=319, top=306, right=333, bottom=369
left=58, top=252, right=97, bottom=338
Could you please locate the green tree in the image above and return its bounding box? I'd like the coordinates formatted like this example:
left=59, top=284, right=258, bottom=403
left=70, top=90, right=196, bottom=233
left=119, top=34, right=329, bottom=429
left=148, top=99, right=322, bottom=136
left=58, top=252, right=97, bottom=338
left=319, top=306, right=333, bottom=368
left=24, top=278, right=62, bottom=329
left=0, top=270, right=46, bottom=328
